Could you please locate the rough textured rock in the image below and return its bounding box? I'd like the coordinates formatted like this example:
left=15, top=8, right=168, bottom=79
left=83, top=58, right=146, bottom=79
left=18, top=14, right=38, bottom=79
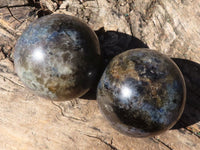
left=0, top=0, right=200, bottom=149
left=0, top=0, right=28, bottom=7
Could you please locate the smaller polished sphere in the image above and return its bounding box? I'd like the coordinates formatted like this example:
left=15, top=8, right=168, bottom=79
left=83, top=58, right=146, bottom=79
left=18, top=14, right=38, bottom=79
left=14, top=14, right=101, bottom=100
left=97, top=48, right=186, bottom=137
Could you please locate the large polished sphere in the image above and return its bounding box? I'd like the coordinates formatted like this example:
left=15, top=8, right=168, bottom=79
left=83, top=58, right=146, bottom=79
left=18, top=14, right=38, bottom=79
left=14, top=14, right=101, bottom=100
left=97, top=48, right=186, bottom=137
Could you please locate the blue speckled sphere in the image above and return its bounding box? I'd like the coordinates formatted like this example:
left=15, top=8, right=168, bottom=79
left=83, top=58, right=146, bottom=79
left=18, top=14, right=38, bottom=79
left=97, top=48, right=186, bottom=137
left=14, top=14, right=101, bottom=100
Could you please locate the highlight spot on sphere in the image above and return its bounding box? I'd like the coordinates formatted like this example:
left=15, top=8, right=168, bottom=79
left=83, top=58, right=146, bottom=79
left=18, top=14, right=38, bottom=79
left=32, top=47, right=45, bottom=62
left=120, top=85, right=133, bottom=99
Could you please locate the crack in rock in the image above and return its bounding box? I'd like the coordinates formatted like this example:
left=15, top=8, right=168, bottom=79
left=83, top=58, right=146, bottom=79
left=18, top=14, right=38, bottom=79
left=84, top=134, right=119, bottom=150
left=152, top=137, right=173, bottom=150
left=51, top=100, right=88, bottom=122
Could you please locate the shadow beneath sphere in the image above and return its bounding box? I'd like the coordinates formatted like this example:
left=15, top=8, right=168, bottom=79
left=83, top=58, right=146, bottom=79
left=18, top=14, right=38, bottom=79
left=95, top=28, right=148, bottom=68
left=172, top=58, right=200, bottom=129
left=81, top=28, right=148, bottom=100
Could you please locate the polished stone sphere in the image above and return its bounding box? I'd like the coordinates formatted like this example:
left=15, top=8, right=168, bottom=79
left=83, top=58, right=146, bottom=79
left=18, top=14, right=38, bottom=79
left=14, top=14, right=101, bottom=100
left=97, top=48, right=186, bottom=137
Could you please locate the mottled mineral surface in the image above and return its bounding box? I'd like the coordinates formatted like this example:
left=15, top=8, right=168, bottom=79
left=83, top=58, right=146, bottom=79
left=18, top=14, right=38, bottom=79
left=14, top=14, right=101, bottom=100
left=97, top=48, right=186, bottom=137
